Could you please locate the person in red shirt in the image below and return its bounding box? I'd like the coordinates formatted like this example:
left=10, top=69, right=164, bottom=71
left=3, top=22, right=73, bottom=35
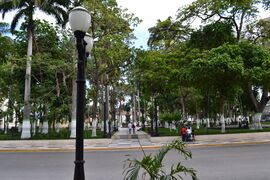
left=181, top=126, right=187, bottom=142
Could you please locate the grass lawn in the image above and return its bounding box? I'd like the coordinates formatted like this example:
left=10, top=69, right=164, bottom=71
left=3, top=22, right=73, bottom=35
left=261, top=122, right=270, bottom=125
left=0, top=128, right=105, bottom=140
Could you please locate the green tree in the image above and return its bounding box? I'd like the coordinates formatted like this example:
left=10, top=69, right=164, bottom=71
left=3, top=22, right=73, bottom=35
left=133, top=50, right=173, bottom=135
left=178, top=0, right=260, bottom=41
left=147, top=17, right=191, bottom=50
left=189, top=44, right=244, bottom=132
left=0, top=0, right=69, bottom=138
left=13, top=19, right=74, bottom=135
left=188, top=21, right=236, bottom=50
left=239, top=42, right=270, bottom=113
left=84, top=0, right=140, bottom=137
left=0, top=23, right=14, bottom=64
left=246, top=18, right=270, bottom=44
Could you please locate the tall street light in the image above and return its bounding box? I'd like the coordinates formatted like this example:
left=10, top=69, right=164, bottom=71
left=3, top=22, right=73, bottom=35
left=84, top=33, right=94, bottom=58
left=69, top=6, right=92, bottom=180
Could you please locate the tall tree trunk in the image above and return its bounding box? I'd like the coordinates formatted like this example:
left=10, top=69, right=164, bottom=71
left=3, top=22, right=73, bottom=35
left=133, top=93, right=136, bottom=123
left=180, top=97, right=186, bottom=121
left=249, top=85, right=270, bottom=113
left=249, top=86, right=270, bottom=129
left=4, top=116, right=8, bottom=134
left=119, top=100, right=122, bottom=126
left=154, top=97, right=158, bottom=136
left=221, top=102, right=226, bottom=133
left=91, top=82, right=99, bottom=137
left=105, top=84, right=110, bottom=136
left=70, top=79, right=77, bottom=138
left=101, top=84, right=107, bottom=137
left=137, top=90, right=140, bottom=124
left=70, top=48, right=77, bottom=138
left=91, top=57, right=100, bottom=137
left=21, top=29, right=33, bottom=139
left=41, top=105, right=49, bottom=134
left=150, top=97, right=154, bottom=136
left=110, top=86, right=117, bottom=130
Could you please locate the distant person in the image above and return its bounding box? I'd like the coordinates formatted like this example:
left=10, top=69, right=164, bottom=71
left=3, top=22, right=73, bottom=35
left=181, top=126, right=187, bottom=142
left=132, top=123, right=136, bottom=134
left=246, top=120, right=249, bottom=129
left=128, top=122, right=132, bottom=134
left=192, top=129, right=195, bottom=141
left=187, top=126, right=192, bottom=142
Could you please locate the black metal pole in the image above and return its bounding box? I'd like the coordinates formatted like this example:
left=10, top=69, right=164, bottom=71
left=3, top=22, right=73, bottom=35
left=74, top=30, right=86, bottom=180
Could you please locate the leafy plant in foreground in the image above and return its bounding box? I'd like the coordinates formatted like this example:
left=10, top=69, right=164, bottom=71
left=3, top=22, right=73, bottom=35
left=123, top=139, right=197, bottom=180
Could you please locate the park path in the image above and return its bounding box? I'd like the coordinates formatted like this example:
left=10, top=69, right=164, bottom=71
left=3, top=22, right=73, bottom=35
left=109, top=127, right=154, bottom=148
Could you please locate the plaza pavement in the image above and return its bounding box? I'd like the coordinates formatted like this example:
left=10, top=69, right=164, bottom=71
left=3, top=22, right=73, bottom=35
left=1, top=127, right=270, bottom=152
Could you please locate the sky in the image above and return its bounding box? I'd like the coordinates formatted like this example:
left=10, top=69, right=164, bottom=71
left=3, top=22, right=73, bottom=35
left=0, top=0, right=195, bottom=48
left=0, top=0, right=269, bottom=48
left=116, top=0, right=195, bottom=48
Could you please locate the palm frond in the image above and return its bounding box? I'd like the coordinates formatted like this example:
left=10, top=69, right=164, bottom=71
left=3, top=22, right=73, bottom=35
left=169, top=162, right=197, bottom=180
left=168, top=139, right=192, bottom=159
left=0, top=0, right=14, bottom=18
left=123, top=158, right=142, bottom=180
left=10, top=7, right=28, bottom=32
left=39, top=1, right=68, bottom=27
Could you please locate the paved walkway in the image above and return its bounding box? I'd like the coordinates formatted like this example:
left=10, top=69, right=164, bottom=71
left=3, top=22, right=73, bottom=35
left=1, top=128, right=270, bottom=151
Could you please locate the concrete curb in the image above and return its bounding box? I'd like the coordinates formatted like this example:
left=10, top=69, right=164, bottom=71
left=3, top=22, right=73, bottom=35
left=1, top=140, right=270, bottom=153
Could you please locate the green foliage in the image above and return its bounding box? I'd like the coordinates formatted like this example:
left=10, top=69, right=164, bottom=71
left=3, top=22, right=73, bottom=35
left=189, top=44, right=244, bottom=104
left=239, top=42, right=270, bottom=86
left=134, top=50, right=172, bottom=97
left=123, top=139, right=197, bottom=180
left=146, top=127, right=270, bottom=137
left=83, top=0, right=141, bottom=123
left=148, top=17, right=191, bottom=50
left=245, top=18, right=270, bottom=44
left=0, top=22, right=9, bottom=34
left=145, top=128, right=179, bottom=137
left=0, top=36, right=14, bottom=64
left=31, top=128, right=70, bottom=140
left=0, top=129, right=104, bottom=140
left=188, top=21, right=236, bottom=50
left=178, top=0, right=260, bottom=40
left=160, top=112, right=182, bottom=124
left=0, top=0, right=69, bottom=32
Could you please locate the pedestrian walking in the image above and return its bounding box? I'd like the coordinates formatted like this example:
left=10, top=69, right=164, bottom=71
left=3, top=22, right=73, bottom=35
left=187, top=126, right=192, bottom=142
left=181, top=126, right=187, bottom=142
left=192, top=129, right=195, bottom=141
left=132, top=123, right=136, bottom=134
left=128, top=122, right=132, bottom=134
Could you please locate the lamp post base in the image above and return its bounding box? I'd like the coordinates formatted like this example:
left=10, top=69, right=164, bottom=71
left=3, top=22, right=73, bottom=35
left=74, top=160, right=85, bottom=180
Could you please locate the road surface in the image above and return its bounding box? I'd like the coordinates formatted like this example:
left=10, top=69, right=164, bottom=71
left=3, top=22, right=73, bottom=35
left=0, top=143, right=269, bottom=180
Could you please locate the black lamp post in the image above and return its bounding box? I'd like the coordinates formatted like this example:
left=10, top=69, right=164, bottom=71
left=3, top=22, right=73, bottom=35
left=69, top=6, right=92, bottom=180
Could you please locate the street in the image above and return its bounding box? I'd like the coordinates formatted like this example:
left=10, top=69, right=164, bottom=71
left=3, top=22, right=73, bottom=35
left=0, top=143, right=269, bottom=180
